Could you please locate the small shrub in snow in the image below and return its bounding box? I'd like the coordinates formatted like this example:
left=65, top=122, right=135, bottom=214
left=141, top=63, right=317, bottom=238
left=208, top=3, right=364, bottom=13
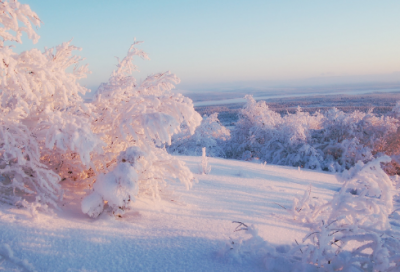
left=220, top=222, right=273, bottom=264
left=199, top=147, right=211, bottom=175
left=221, top=222, right=317, bottom=271
left=285, top=156, right=400, bottom=271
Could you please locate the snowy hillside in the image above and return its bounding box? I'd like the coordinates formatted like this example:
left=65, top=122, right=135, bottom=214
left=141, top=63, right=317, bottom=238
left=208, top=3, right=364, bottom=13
left=0, top=156, right=341, bottom=272
left=1, top=1, right=400, bottom=271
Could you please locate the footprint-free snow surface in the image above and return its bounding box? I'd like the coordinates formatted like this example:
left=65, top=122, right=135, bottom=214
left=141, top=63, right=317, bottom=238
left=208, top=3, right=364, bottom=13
left=0, top=156, right=341, bottom=272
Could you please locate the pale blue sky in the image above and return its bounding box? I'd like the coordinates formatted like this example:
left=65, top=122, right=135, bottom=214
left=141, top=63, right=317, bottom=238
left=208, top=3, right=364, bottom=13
left=14, top=0, right=400, bottom=92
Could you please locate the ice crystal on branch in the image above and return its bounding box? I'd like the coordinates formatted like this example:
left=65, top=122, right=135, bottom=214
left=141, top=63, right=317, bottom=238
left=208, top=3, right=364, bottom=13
left=0, top=0, right=40, bottom=45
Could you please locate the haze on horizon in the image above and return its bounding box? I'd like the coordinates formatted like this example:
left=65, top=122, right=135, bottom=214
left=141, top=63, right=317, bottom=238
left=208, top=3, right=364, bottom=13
left=14, top=0, right=400, bottom=93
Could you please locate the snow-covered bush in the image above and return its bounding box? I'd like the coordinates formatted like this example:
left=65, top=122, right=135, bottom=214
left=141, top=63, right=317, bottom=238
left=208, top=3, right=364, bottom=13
left=226, top=95, right=399, bottom=172
left=0, top=1, right=102, bottom=207
left=318, top=107, right=397, bottom=172
left=220, top=223, right=277, bottom=265
left=379, top=129, right=400, bottom=175
left=226, top=95, right=283, bottom=160
left=374, top=102, right=400, bottom=175
left=167, top=112, right=229, bottom=157
left=81, top=41, right=202, bottom=217
left=287, top=156, right=400, bottom=271
left=227, top=95, right=325, bottom=168
left=0, top=0, right=202, bottom=217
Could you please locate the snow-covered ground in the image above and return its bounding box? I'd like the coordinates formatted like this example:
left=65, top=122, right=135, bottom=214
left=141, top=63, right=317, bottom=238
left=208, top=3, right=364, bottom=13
left=0, top=156, right=340, bottom=272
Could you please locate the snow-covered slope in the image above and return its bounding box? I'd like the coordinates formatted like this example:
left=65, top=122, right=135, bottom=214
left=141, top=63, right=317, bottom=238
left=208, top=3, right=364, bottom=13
left=0, top=156, right=340, bottom=272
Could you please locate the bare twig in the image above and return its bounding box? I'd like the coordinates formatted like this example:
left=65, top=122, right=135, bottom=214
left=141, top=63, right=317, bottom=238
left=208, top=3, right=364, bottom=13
left=273, top=202, right=287, bottom=210
left=325, top=219, right=338, bottom=228
left=304, top=231, right=320, bottom=241
left=329, top=230, right=339, bottom=236
left=295, top=239, right=303, bottom=254
left=331, top=240, right=342, bottom=248
left=232, top=221, right=248, bottom=232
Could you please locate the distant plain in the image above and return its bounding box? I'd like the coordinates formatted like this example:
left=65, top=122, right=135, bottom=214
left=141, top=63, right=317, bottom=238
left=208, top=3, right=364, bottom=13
left=189, top=85, right=400, bottom=127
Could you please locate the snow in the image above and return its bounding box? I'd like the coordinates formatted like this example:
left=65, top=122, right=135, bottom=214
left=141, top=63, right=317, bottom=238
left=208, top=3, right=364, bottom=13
left=83, top=163, right=139, bottom=218
left=0, top=156, right=341, bottom=271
